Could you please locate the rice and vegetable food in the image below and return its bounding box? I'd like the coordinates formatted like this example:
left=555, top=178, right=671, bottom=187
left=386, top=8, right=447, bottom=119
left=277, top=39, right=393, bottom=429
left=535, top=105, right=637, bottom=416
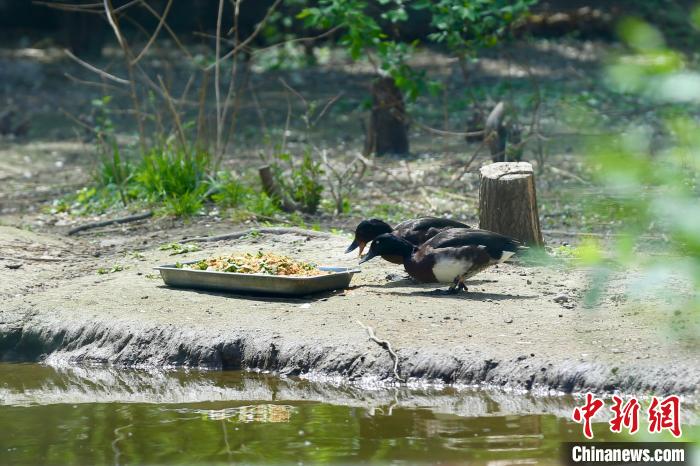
left=182, top=251, right=327, bottom=277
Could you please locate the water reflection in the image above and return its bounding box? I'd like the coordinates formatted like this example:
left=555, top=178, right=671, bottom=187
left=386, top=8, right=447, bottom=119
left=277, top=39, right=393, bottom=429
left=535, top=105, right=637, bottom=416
left=0, top=363, right=580, bottom=419
left=0, top=364, right=695, bottom=465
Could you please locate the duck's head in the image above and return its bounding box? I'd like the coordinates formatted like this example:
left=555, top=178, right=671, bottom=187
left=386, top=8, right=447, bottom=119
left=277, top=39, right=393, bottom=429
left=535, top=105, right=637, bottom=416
left=359, top=233, right=414, bottom=264
left=345, top=219, right=393, bottom=257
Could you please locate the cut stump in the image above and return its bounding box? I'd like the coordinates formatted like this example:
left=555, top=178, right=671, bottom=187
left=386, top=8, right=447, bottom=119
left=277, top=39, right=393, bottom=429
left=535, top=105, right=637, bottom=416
left=479, top=162, right=544, bottom=246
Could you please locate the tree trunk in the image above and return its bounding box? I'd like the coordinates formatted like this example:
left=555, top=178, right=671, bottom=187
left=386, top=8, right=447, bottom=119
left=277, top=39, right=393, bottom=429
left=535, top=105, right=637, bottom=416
left=479, top=162, right=544, bottom=246
left=365, top=76, right=409, bottom=156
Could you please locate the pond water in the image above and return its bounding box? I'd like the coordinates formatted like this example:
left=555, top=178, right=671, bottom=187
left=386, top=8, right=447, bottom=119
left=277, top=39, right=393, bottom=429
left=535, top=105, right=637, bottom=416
left=0, top=363, right=694, bottom=465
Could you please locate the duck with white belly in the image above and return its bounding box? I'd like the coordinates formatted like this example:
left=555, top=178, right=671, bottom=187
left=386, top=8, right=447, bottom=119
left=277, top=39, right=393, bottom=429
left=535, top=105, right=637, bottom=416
left=359, top=228, right=524, bottom=293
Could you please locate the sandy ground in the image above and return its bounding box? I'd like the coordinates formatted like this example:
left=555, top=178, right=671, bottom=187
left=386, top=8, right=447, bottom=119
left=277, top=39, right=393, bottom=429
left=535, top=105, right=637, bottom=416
left=1, top=226, right=698, bottom=397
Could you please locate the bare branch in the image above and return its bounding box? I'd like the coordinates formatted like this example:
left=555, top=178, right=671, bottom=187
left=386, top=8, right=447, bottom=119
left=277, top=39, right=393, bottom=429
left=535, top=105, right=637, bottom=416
left=63, top=72, right=127, bottom=93
left=252, top=25, right=343, bottom=56
left=278, top=78, right=308, bottom=109
left=63, top=49, right=129, bottom=84
left=312, top=92, right=344, bottom=127
left=138, top=0, right=192, bottom=59
left=205, top=0, right=283, bottom=71
left=131, top=0, right=173, bottom=65
left=157, top=75, right=189, bottom=154
left=34, top=0, right=141, bottom=13
left=214, top=0, right=225, bottom=155
left=104, top=0, right=125, bottom=48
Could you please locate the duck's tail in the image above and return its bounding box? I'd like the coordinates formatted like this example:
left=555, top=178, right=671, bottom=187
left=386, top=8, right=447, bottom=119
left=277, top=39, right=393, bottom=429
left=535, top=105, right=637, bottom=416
left=499, top=238, right=527, bottom=262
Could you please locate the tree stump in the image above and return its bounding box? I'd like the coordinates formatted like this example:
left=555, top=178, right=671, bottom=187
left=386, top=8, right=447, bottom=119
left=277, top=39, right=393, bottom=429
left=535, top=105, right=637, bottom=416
left=364, top=76, right=409, bottom=156
left=479, top=162, right=544, bottom=246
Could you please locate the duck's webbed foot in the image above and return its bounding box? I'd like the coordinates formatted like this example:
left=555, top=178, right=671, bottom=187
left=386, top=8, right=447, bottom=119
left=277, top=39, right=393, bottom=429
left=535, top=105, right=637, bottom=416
left=448, top=276, right=468, bottom=294
left=431, top=277, right=468, bottom=295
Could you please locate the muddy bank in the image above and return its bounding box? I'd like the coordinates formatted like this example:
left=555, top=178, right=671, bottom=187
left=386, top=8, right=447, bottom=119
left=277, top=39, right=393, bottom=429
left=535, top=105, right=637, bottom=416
left=1, top=227, right=698, bottom=396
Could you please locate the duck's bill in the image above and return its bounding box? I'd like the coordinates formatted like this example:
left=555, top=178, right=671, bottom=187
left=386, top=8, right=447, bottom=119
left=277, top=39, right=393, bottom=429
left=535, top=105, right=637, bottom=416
left=345, top=240, right=366, bottom=257
left=345, top=239, right=358, bottom=254
left=358, top=250, right=377, bottom=264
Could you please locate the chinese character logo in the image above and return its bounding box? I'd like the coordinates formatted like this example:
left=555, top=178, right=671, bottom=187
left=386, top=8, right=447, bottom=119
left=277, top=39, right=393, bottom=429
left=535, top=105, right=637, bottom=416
left=648, top=395, right=682, bottom=438
left=572, top=394, right=682, bottom=439
left=572, top=393, right=604, bottom=439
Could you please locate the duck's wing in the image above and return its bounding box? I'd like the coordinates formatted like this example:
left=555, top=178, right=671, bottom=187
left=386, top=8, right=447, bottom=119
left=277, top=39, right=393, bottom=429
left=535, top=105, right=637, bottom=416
left=395, top=217, right=472, bottom=245
left=425, top=229, right=522, bottom=260
left=397, top=217, right=471, bottom=232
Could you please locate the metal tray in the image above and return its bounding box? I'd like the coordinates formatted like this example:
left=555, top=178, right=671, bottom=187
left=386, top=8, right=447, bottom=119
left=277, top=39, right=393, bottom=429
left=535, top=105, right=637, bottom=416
left=154, top=261, right=360, bottom=296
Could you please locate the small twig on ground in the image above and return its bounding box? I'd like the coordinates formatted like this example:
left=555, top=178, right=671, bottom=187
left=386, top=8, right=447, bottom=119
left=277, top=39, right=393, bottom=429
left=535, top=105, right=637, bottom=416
left=67, top=211, right=153, bottom=236
left=356, top=321, right=406, bottom=383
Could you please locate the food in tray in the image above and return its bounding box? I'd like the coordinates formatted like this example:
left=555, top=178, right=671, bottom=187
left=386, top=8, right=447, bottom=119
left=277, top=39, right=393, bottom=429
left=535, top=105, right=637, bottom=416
left=180, top=251, right=328, bottom=277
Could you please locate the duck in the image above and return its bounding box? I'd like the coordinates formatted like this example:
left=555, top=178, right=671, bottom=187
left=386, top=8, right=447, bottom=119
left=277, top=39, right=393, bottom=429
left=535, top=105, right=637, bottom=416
left=345, top=217, right=471, bottom=264
left=359, top=228, right=524, bottom=293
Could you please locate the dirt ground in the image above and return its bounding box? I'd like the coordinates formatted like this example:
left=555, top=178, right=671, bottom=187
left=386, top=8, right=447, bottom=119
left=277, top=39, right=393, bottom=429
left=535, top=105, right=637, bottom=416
left=1, top=226, right=698, bottom=397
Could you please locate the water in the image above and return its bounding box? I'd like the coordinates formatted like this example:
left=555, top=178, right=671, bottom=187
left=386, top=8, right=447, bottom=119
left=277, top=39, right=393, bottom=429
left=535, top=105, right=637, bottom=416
left=0, top=363, right=693, bottom=465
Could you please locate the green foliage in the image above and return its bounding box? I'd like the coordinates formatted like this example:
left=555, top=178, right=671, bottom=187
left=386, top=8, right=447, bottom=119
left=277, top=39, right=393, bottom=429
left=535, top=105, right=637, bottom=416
left=159, top=243, right=202, bottom=255
left=162, top=190, right=204, bottom=216
left=270, top=150, right=324, bottom=214
left=288, top=151, right=324, bottom=214
left=210, top=171, right=250, bottom=208
left=299, top=0, right=534, bottom=99
left=96, top=264, right=124, bottom=275
left=579, top=18, right=700, bottom=348
left=95, top=144, right=131, bottom=187
left=91, top=95, right=115, bottom=146
left=209, top=171, right=282, bottom=218
left=135, top=146, right=210, bottom=202
left=424, top=0, right=535, bottom=54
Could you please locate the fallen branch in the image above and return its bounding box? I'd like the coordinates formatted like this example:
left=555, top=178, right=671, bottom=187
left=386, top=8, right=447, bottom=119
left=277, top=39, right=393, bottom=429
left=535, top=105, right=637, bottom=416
left=67, top=211, right=153, bottom=236
left=356, top=321, right=406, bottom=383
left=547, top=166, right=591, bottom=185
left=259, top=165, right=301, bottom=213
left=0, top=255, right=64, bottom=262
left=182, top=227, right=334, bottom=243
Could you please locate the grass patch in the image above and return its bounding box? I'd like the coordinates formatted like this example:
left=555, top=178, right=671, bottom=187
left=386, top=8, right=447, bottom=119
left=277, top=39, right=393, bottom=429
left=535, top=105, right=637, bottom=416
left=53, top=143, right=288, bottom=220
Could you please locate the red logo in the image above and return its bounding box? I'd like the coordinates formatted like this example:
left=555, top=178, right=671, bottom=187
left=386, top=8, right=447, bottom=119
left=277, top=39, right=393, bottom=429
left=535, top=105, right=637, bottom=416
left=647, top=395, right=682, bottom=438
left=572, top=394, right=682, bottom=439
left=609, top=395, right=640, bottom=434
left=572, top=393, right=604, bottom=439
